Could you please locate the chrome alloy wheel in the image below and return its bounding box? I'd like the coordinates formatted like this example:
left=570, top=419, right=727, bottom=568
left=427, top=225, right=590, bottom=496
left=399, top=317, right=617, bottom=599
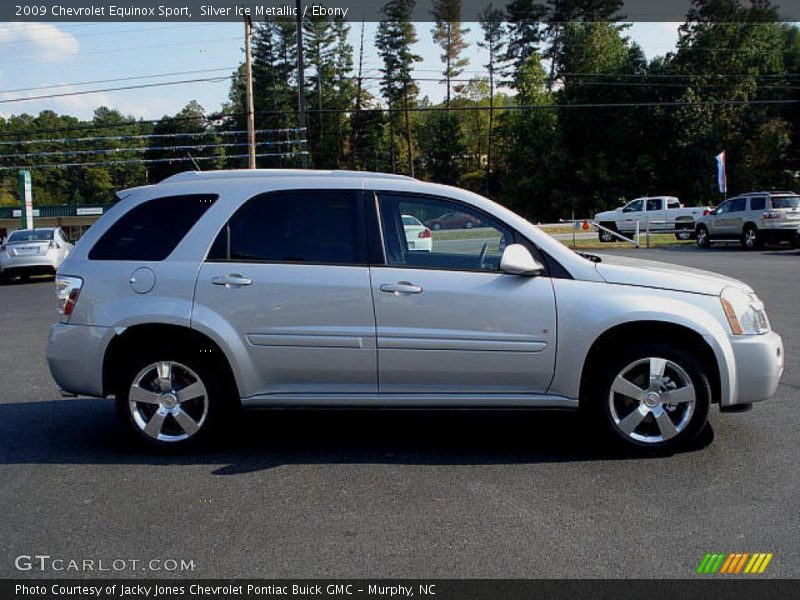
left=744, top=228, right=757, bottom=249
left=608, top=357, right=696, bottom=444
left=128, top=361, right=208, bottom=443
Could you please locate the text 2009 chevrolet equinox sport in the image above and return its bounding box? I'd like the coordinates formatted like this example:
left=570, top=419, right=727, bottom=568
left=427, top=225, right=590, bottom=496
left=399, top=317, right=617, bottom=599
left=47, top=170, right=784, bottom=452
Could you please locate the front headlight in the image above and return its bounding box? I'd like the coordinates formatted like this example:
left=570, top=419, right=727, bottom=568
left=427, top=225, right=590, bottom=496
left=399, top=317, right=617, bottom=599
left=720, top=287, right=770, bottom=335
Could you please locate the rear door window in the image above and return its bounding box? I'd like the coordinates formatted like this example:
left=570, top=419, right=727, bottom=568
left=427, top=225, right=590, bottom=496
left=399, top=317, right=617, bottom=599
left=749, top=197, right=766, bottom=211
left=646, top=199, right=662, bottom=211
left=89, top=194, right=217, bottom=261
left=207, top=190, right=366, bottom=265
left=729, top=197, right=747, bottom=212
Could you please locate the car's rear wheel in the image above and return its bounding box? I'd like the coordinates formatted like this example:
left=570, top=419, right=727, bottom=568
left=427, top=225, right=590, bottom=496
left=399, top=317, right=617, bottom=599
left=589, top=343, right=711, bottom=453
left=115, top=351, right=231, bottom=450
left=696, top=225, right=711, bottom=248
left=431, top=223, right=442, bottom=231
left=464, top=221, right=474, bottom=229
left=742, top=225, right=761, bottom=250
left=675, top=226, right=694, bottom=241
left=598, top=223, right=617, bottom=242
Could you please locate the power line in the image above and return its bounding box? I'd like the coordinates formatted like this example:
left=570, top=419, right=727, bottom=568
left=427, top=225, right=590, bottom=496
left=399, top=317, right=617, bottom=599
left=0, top=151, right=309, bottom=171
left=0, top=67, right=237, bottom=95
left=0, top=76, right=233, bottom=105
left=1, top=36, right=242, bottom=64
left=0, top=128, right=303, bottom=146
left=0, top=139, right=303, bottom=159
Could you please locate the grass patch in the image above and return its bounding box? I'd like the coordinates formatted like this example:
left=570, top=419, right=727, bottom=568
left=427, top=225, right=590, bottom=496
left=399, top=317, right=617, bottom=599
left=556, top=233, right=694, bottom=250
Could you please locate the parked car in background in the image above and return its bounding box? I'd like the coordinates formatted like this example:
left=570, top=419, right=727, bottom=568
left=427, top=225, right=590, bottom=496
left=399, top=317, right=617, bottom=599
left=47, top=169, right=783, bottom=455
left=696, top=191, right=800, bottom=250
left=402, top=214, right=433, bottom=252
left=595, top=197, right=709, bottom=242
left=0, top=227, right=72, bottom=282
left=424, top=211, right=482, bottom=231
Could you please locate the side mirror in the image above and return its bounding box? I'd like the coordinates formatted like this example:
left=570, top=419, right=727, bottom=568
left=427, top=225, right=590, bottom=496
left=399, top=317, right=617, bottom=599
left=500, top=244, right=545, bottom=276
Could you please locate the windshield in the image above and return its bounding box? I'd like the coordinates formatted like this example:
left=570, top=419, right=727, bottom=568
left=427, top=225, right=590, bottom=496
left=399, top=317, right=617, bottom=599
left=771, top=196, right=800, bottom=209
left=7, top=229, right=54, bottom=243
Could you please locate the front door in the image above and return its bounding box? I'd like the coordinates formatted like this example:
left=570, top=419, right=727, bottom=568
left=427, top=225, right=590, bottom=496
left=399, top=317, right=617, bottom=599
left=370, top=192, right=557, bottom=395
left=193, top=189, right=376, bottom=398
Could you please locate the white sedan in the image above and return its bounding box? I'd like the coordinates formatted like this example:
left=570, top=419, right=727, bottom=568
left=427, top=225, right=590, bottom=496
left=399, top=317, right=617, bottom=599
left=402, top=215, right=432, bottom=252
left=0, top=227, right=72, bottom=282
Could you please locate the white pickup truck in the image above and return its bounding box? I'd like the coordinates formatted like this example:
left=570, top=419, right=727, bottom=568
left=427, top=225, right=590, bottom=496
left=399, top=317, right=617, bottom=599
left=595, top=196, right=710, bottom=242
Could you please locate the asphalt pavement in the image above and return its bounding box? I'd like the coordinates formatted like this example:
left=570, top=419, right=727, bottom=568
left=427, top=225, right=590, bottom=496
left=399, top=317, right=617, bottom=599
left=1, top=246, right=798, bottom=579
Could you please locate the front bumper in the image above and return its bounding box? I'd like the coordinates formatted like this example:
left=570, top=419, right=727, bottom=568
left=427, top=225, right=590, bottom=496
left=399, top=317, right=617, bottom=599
left=47, top=323, right=113, bottom=397
left=729, top=331, right=784, bottom=405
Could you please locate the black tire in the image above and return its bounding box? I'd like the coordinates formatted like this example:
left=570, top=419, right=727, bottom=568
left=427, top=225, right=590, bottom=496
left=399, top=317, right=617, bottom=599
left=741, top=224, right=762, bottom=250
left=585, top=342, right=711, bottom=454
left=675, top=227, right=694, bottom=241
left=431, top=223, right=442, bottom=231
left=464, top=221, right=474, bottom=229
left=696, top=225, right=711, bottom=248
left=114, top=348, right=236, bottom=451
left=598, top=223, right=617, bottom=243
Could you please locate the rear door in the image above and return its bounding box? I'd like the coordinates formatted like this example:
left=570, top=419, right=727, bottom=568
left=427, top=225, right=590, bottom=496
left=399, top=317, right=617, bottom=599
left=193, top=189, right=377, bottom=398
left=369, top=191, right=557, bottom=395
left=645, top=198, right=666, bottom=231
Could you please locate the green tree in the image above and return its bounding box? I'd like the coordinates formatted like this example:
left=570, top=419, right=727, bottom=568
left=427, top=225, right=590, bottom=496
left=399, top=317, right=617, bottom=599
left=376, top=0, right=422, bottom=175
left=431, top=0, right=470, bottom=108
left=478, top=5, right=507, bottom=189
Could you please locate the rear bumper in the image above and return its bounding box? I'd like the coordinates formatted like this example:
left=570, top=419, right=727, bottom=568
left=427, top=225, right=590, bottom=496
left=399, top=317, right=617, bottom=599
left=46, top=323, right=113, bottom=397
left=0, top=255, right=59, bottom=274
left=729, top=331, right=784, bottom=405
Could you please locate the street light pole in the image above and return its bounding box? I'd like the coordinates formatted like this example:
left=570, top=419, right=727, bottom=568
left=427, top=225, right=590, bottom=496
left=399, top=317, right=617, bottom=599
left=244, top=14, right=256, bottom=169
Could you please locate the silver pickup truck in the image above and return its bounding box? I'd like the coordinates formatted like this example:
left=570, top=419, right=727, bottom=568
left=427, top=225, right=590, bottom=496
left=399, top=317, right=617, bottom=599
left=595, top=197, right=710, bottom=242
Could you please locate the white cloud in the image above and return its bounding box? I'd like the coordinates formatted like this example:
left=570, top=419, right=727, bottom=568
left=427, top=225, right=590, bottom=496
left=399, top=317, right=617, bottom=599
left=0, top=23, right=79, bottom=61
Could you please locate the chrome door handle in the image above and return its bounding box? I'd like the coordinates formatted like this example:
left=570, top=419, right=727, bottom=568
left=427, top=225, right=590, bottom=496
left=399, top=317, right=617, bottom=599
left=212, top=274, right=252, bottom=287
left=380, top=281, right=423, bottom=294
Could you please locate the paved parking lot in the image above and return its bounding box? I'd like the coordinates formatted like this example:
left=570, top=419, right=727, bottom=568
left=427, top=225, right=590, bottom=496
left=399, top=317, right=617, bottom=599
left=1, top=246, right=798, bottom=578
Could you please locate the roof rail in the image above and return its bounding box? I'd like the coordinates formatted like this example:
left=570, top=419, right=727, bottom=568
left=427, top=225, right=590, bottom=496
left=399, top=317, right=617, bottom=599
left=160, top=169, right=415, bottom=184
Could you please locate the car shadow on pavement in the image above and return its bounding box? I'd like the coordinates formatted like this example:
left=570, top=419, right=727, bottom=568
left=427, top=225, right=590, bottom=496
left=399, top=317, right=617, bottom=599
left=0, top=398, right=715, bottom=474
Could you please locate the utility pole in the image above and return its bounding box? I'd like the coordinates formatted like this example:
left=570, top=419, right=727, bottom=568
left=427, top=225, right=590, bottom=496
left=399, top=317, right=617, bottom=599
left=243, top=14, right=256, bottom=169
left=296, top=0, right=308, bottom=167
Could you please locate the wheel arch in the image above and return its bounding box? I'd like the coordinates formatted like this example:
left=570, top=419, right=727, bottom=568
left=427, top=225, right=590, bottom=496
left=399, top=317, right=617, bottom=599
left=579, top=320, right=722, bottom=409
left=102, top=323, right=239, bottom=400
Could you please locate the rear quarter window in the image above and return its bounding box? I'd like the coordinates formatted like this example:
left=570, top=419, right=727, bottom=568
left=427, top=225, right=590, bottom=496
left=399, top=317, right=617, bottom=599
left=89, top=194, right=217, bottom=261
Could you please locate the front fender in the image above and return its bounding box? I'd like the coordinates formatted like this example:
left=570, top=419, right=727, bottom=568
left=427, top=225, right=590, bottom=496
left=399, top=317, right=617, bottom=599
left=549, top=279, right=735, bottom=404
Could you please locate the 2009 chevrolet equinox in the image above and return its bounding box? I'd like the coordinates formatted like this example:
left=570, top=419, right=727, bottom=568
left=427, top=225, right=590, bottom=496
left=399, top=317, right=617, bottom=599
left=47, top=170, right=784, bottom=452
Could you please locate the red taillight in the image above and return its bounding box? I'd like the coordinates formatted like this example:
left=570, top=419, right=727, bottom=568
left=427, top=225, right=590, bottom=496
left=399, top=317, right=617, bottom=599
left=418, top=228, right=431, bottom=239
left=763, top=210, right=781, bottom=220
left=703, top=209, right=710, bottom=216
left=56, top=275, right=83, bottom=321
left=63, top=288, right=80, bottom=316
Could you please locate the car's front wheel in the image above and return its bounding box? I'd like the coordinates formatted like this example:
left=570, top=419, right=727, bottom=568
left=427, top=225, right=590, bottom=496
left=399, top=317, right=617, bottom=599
left=115, top=352, right=231, bottom=450
left=589, top=343, right=711, bottom=453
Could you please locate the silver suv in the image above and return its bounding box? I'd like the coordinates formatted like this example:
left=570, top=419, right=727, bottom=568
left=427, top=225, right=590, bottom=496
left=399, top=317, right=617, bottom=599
left=696, top=191, right=800, bottom=249
left=47, top=170, right=784, bottom=453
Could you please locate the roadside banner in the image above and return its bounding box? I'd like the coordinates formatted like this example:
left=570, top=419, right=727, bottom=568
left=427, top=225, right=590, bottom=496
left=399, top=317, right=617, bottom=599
left=18, top=170, right=33, bottom=229
left=715, top=151, right=727, bottom=194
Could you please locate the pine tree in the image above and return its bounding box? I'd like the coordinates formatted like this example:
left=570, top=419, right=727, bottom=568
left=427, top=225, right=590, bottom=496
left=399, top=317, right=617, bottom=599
left=431, top=0, right=470, bottom=108
left=478, top=4, right=507, bottom=189
left=376, top=0, right=422, bottom=176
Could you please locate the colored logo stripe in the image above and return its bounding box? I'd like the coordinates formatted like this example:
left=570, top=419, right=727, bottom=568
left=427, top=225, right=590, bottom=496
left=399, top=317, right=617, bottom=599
left=698, top=553, right=773, bottom=574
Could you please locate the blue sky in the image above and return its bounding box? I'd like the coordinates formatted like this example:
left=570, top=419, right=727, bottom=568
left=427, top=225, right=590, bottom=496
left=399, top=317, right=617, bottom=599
left=0, top=22, right=682, bottom=121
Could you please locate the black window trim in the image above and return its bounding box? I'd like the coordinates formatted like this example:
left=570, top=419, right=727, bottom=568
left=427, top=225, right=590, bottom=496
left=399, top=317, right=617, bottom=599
left=367, top=189, right=572, bottom=279
left=204, top=188, right=369, bottom=268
